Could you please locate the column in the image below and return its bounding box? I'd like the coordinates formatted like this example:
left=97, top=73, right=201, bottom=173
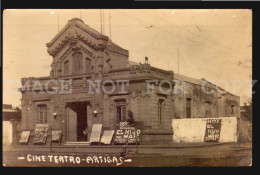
left=10, top=119, right=17, bottom=146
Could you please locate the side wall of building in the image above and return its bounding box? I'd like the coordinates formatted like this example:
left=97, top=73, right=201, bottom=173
left=173, top=81, right=240, bottom=119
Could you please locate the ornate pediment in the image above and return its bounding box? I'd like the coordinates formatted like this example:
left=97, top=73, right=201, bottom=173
left=46, top=18, right=130, bottom=79
left=46, top=18, right=109, bottom=57
left=46, top=18, right=129, bottom=58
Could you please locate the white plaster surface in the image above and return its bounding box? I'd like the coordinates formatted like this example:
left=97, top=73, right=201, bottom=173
left=172, top=117, right=237, bottom=143
left=3, top=121, right=12, bottom=145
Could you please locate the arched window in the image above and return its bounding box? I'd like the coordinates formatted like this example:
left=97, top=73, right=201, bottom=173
left=73, top=52, right=82, bottom=74
left=86, top=58, right=91, bottom=73
left=64, top=60, right=69, bottom=75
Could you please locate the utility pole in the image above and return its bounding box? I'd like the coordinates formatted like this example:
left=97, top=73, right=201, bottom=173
left=50, top=125, right=52, bottom=152
left=109, top=9, right=112, bottom=39
left=103, top=9, right=105, bottom=35
left=80, top=10, right=82, bottom=20
left=58, top=14, right=60, bottom=32
left=100, top=9, right=103, bottom=34
left=50, top=11, right=59, bottom=32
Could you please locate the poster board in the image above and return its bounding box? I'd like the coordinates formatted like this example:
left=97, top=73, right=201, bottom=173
left=100, top=130, right=114, bottom=145
left=89, top=124, right=102, bottom=144
left=204, top=119, right=222, bottom=142
left=52, top=131, right=62, bottom=142
left=33, top=124, right=49, bottom=144
left=19, top=131, right=30, bottom=144
left=113, top=122, right=141, bottom=145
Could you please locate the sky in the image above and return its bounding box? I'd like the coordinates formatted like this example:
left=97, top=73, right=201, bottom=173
left=3, top=9, right=252, bottom=107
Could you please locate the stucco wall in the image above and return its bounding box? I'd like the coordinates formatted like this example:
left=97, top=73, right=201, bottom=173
left=3, top=121, right=12, bottom=145
left=172, top=117, right=237, bottom=143
left=173, top=80, right=240, bottom=119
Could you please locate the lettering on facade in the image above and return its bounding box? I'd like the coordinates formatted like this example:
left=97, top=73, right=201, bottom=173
left=62, top=93, right=91, bottom=100
left=204, top=119, right=222, bottom=142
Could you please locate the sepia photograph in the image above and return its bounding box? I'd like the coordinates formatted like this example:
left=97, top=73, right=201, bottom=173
left=2, top=9, right=253, bottom=167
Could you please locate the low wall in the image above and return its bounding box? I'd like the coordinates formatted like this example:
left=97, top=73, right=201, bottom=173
left=172, top=117, right=237, bottom=143
left=3, top=121, right=12, bottom=145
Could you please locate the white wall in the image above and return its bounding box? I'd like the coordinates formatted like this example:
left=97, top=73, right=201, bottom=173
left=3, top=121, right=12, bottom=145
left=172, top=117, right=237, bottom=143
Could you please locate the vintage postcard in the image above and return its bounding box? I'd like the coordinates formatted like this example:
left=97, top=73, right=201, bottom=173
left=2, top=9, right=252, bottom=167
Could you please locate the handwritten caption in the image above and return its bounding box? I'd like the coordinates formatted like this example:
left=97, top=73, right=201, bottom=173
left=24, top=154, right=125, bottom=166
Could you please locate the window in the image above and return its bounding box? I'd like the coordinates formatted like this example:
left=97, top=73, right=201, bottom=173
left=117, top=106, right=126, bottom=122
left=205, top=101, right=212, bottom=118
left=186, top=98, right=191, bottom=118
left=115, top=99, right=126, bottom=123
left=64, top=60, right=69, bottom=75
left=38, top=104, right=48, bottom=124
left=231, top=105, right=235, bottom=116
left=73, top=52, right=82, bottom=74
left=158, top=99, right=164, bottom=125
left=86, top=58, right=91, bottom=73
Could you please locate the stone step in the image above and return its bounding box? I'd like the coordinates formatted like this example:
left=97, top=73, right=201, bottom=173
left=64, top=142, right=90, bottom=146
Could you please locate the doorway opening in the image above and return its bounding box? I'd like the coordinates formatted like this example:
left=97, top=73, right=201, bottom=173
left=67, top=101, right=89, bottom=141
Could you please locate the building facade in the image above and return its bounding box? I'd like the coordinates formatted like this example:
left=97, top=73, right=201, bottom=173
left=3, top=104, right=20, bottom=145
left=19, top=18, right=240, bottom=144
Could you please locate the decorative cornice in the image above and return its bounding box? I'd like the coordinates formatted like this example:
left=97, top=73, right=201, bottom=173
left=46, top=18, right=129, bottom=58
left=46, top=18, right=110, bottom=57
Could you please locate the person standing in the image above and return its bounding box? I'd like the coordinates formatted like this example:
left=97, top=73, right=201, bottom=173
left=83, top=127, right=88, bottom=141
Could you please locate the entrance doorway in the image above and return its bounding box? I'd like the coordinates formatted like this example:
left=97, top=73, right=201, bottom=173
left=67, top=102, right=89, bottom=142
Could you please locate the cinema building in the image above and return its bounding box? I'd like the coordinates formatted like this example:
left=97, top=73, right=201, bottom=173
left=19, top=18, right=240, bottom=144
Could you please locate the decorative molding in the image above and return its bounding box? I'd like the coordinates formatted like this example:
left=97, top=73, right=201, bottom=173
left=47, top=30, right=102, bottom=57
left=103, top=94, right=109, bottom=101
left=141, top=90, right=151, bottom=98
left=130, top=91, right=137, bottom=98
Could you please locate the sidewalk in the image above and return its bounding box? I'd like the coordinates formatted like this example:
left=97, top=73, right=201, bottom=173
left=3, top=142, right=251, bottom=157
left=3, top=142, right=252, bottom=167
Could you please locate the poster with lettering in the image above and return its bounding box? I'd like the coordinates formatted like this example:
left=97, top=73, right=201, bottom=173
left=204, top=119, right=222, bottom=142
left=100, top=130, right=114, bottom=145
left=19, top=131, right=30, bottom=144
left=89, top=124, right=102, bottom=144
left=33, top=124, right=49, bottom=144
left=52, top=131, right=62, bottom=142
left=113, top=122, right=141, bottom=145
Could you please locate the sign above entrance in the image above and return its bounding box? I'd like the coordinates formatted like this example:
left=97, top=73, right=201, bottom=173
left=89, top=124, right=102, bottom=144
